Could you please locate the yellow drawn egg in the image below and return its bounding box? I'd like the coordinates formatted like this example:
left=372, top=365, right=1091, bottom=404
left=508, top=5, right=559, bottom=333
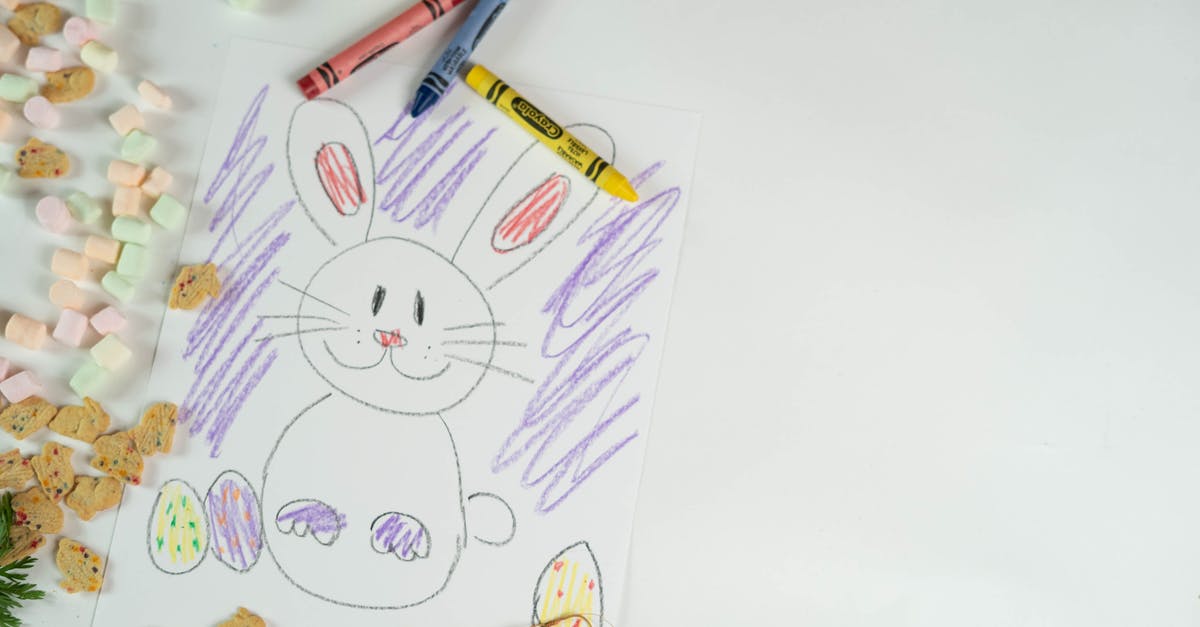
left=148, top=479, right=209, bottom=574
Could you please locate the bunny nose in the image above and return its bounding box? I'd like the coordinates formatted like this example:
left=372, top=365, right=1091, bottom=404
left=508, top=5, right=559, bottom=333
left=375, top=329, right=406, bottom=348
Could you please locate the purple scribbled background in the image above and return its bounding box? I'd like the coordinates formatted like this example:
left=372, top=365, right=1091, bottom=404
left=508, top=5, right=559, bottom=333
left=494, top=163, right=683, bottom=513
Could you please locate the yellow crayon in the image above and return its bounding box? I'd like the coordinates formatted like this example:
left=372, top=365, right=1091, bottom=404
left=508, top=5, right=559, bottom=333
left=464, top=64, right=639, bottom=202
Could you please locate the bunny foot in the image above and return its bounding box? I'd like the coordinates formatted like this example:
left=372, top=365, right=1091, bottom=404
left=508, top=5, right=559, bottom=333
left=275, top=499, right=346, bottom=546
left=370, top=512, right=430, bottom=560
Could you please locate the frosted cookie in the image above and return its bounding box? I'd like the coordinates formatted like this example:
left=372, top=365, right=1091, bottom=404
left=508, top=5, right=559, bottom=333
left=55, top=538, right=103, bottom=593
left=30, top=441, right=74, bottom=502
left=169, top=263, right=221, bottom=310
left=129, top=402, right=177, bottom=456
left=0, top=449, right=33, bottom=490
left=0, top=524, right=45, bottom=566
left=12, top=485, right=63, bottom=534
left=65, top=475, right=122, bottom=521
left=16, top=137, right=69, bottom=178
left=8, top=3, right=63, bottom=46
left=218, top=607, right=266, bottom=627
left=90, top=432, right=142, bottom=485
left=42, top=67, right=95, bottom=103
left=49, top=397, right=110, bottom=443
left=0, top=396, right=57, bottom=439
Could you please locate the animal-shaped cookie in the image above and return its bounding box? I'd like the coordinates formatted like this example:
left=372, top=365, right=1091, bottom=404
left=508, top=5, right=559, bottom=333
left=0, top=449, right=33, bottom=490
left=49, top=397, right=110, bottom=443
left=30, top=441, right=74, bottom=502
left=90, top=432, right=143, bottom=485
left=55, top=538, right=104, bottom=593
left=217, top=607, right=266, bottom=627
left=0, top=396, right=57, bottom=439
left=8, top=3, right=62, bottom=45
left=41, top=67, right=95, bottom=103
left=15, top=137, right=70, bottom=178
left=168, top=263, right=220, bottom=310
left=12, top=485, right=63, bottom=534
left=65, top=476, right=123, bottom=521
left=1, top=524, right=45, bottom=566
left=128, top=402, right=177, bottom=456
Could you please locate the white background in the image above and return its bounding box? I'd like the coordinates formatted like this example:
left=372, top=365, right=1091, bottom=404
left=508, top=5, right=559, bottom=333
left=0, top=0, right=1198, bottom=625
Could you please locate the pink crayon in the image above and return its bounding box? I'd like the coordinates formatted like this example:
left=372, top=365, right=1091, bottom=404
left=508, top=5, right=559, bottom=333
left=298, top=0, right=468, bottom=100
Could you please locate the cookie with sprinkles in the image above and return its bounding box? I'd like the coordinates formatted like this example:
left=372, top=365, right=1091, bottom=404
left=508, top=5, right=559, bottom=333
left=49, top=397, right=110, bottom=443
left=90, top=431, right=143, bottom=485
left=217, top=607, right=267, bottom=627
left=0, top=396, right=58, bottom=439
left=168, top=262, right=221, bottom=310
left=65, top=475, right=123, bottom=521
left=129, top=402, right=178, bottom=456
left=0, top=449, right=34, bottom=490
left=55, top=538, right=104, bottom=593
left=15, top=137, right=71, bottom=178
left=12, top=485, right=63, bottom=534
left=0, top=525, right=46, bottom=567
left=30, top=441, right=75, bottom=502
left=41, top=67, right=96, bottom=103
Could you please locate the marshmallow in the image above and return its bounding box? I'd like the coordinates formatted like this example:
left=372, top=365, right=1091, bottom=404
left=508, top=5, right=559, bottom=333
left=49, top=279, right=86, bottom=310
left=111, top=185, right=142, bottom=217
left=120, top=129, right=156, bottom=163
left=108, top=104, right=143, bottom=136
left=111, top=216, right=151, bottom=244
left=140, top=167, right=173, bottom=198
left=86, top=0, right=117, bottom=23
left=149, top=194, right=187, bottom=230
left=116, top=243, right=147, bottom=277
left=0, top=26, right=18, bottom=63
left=137, top=80, right=171, bottom=109
left=52, top=248, right=89, bottom=281
left=35, top=196, right=72, bottom=233
left=107, top=159, right=146, bottom=186
left=66, top=192, right=103, bottom=224
left=63, top=17, right=99, bottom=46
left=25, top=47, right=62, bottom=72
left=69, top=361, right=106, bottom=398
left=0, top=358, right=8, bottom=381
left=53, top=309, right=89, bottom=347
left=91, top=334, right=130, bottom=370
left=0, top=109, right=10, bottom=137
left=101, top=272, right=134, bottom=302
left=0, top=74, right=37, bottom=103
left=89, top=306, right=126, bottom=335
left=84, top=235, right=121, bottom=264
left=5, top=314, right=47, bottom=351
left=81, top=41, right=118, bottom=73
left=23, top=96, right=60, bottom=129
left=0, top=166, right=12, bottom=192
left=0, top=371, right=41, bottom=403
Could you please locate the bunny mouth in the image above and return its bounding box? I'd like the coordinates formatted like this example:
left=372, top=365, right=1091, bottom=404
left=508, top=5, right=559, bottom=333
left=388, top=348, right=450, bottom=381
left=323, top=340, right=388, bottom=370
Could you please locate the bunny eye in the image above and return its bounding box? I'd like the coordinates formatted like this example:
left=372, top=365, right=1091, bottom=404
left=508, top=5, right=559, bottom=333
left=371, top=285, right=386, bottom=316
left=413, top=291, right=425, bottom=326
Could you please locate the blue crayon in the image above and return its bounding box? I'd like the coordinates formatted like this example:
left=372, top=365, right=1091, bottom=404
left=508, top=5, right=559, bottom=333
left=410, top=0, right=509, bottom=118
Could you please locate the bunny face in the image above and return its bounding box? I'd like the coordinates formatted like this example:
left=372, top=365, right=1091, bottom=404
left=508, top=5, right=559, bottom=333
left=297, top=237, right=494, bottom=415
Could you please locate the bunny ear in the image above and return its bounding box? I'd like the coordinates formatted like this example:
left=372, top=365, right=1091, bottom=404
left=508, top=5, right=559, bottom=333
left=452, top=124, right=614, bottom=290
left=287, top=99, right=376, bottom=247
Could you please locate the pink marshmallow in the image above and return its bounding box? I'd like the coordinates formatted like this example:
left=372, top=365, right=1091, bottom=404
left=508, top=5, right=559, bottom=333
left=23, top=96, right=60, bottom=130
left=35, top=196, right=72, bottom=233
left=25, top=47, right=62, bottom=72
left=0, top=371, right=41, bottom=403
left=0, top=357, right=8, bottom=381
left=111, top=186, right=142, bottom=217
left=52, top=309, right=89, bottom=347
left=63, top=17, right=99, bottom=47
left=89, top=306, right=126, bottom=335
left=0, top=25, right=17, bottom=63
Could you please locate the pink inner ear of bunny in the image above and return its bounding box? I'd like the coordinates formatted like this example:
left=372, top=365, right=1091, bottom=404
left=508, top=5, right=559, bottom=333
left=492, top=174, right=570, bottom=254
left=316, top=142, right=367, bottom=216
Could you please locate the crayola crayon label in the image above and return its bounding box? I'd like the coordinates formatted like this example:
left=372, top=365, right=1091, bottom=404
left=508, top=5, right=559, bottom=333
left=511, top=98, right=563, bottom=140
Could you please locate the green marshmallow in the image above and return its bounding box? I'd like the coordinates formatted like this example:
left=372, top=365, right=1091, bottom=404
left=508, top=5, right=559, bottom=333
left=149, top=194, right=187, bottom=230
left=0, top=74, right=37, bottom=103
left=86, top=0, right=117, bottom=23
left=111, top=216, right=151, bottom=244
left=66, top=192, right=102, bottom=224
left=120, top=130, right=157, bottom=164
left=116, top=243, right=148, bottom=277
left=101, top=271, right=135, bottom=302
left=91, top=334, right=132, bottom=370
left=69, top=360, right=108, bottom=398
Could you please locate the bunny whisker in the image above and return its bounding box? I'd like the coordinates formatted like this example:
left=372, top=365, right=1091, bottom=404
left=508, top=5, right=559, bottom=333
left=257, top=326, right=347, bottom=343
left=444, top=354, right=535, bottom=384
left=277, top=279, right=351, bottom=316
left=443, top=339, right=527, bottom=347
left=258, top=314, right=344, bottom=324
left=443, top=321, right=506, bottom=332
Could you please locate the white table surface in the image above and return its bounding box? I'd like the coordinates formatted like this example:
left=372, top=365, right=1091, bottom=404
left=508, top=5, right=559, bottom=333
left=2, top=0, right=1199, bottom=625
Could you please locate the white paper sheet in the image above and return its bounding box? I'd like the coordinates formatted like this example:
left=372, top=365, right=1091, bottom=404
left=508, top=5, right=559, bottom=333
left=92, top=38, right=698, bottom=626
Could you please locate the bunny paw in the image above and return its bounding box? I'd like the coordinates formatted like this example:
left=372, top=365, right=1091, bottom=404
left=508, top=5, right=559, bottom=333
left=275, top=499, right=346, bottom=546
left=370, top=512, right=429, bottom=560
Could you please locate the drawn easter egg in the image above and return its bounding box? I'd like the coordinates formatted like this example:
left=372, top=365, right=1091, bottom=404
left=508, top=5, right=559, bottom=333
left=533, top=541, right=604, bottom=626
left=205, top=470, right=263, bottom=572
left=148, top=479, right=209, bottom=574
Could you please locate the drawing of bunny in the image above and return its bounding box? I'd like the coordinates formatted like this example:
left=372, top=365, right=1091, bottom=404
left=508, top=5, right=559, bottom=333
left=249, top=98, right=612, bottom=609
